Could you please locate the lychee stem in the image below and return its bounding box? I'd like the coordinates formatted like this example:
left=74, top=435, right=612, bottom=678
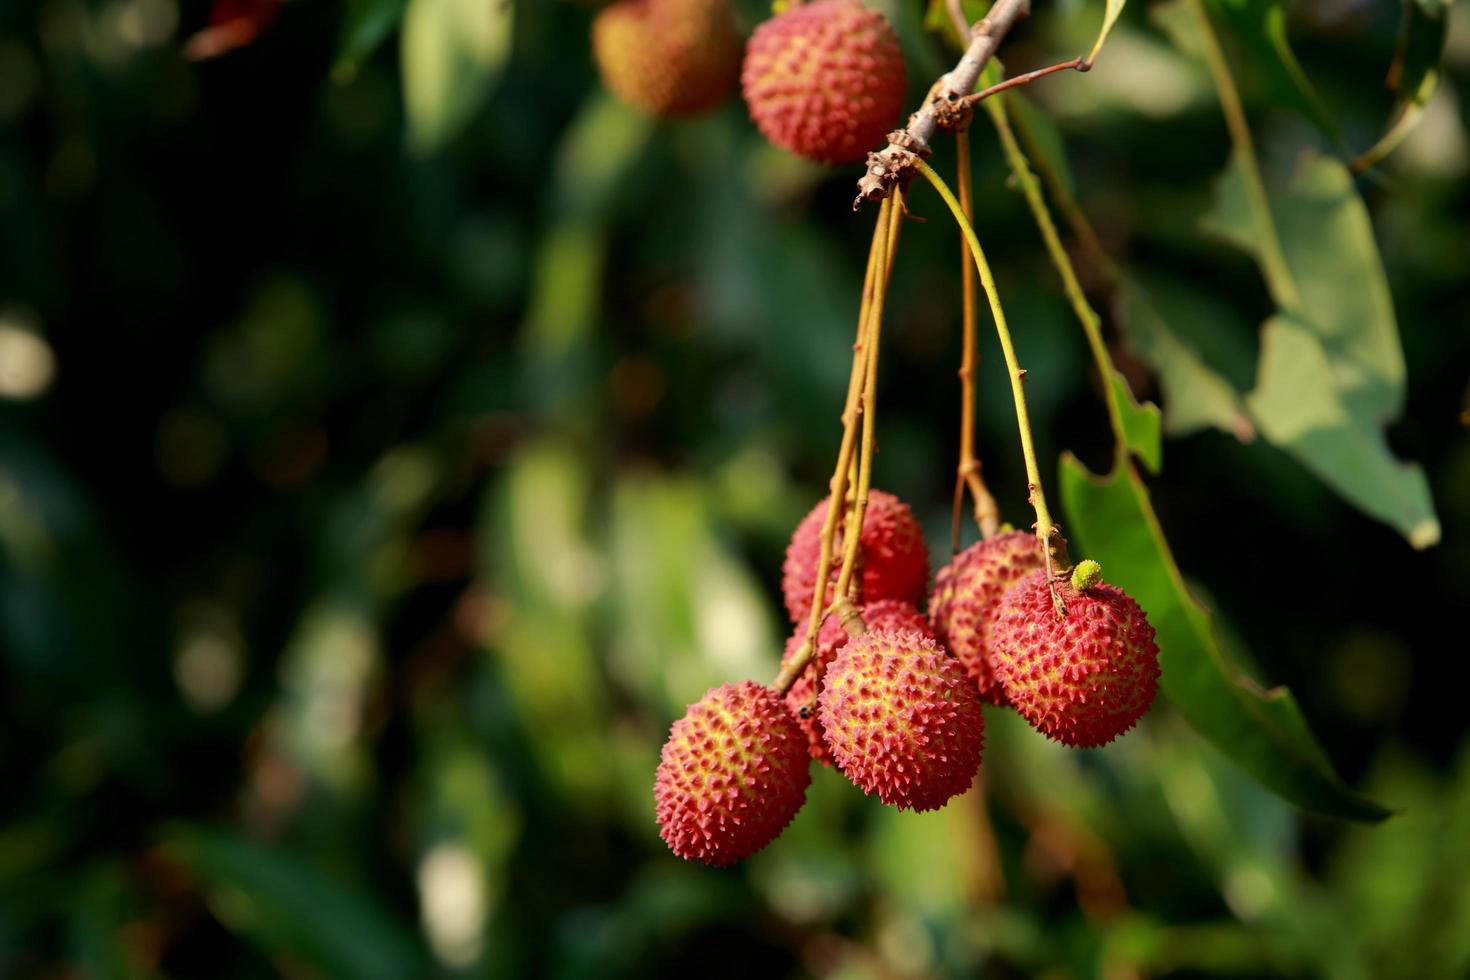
left=775, top=195, right=898, bottom=696
left=951, top=128, right=1003, bottom=556
left=913, top=157, right=1070, bottom=612
left=831, top=188, right=903, bottom=619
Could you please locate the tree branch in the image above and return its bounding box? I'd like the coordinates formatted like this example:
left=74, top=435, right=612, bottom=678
left=854, top=0, right=1031, bottom=209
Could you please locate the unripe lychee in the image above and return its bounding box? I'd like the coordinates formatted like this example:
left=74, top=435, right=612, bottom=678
left=781, top=489, right=929, bottom=626
left=654, top=681, right=811, bottom=865
left=988, top=563, right=1160, bottom=747
left=742, top=0, right=907, bottom=164
left=929, top=530, right=1046, bottom=705
left=819, top=628, right=984, bottom=811
left=782, top=599, right=934, bottom=764
left=592, top=0, right=742, bottom=117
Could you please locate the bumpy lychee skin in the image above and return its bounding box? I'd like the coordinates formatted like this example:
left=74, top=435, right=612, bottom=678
left=989, top=568, right=1160, bottom=747
left=592, top=0, right=742, bottom=117
left=929, top=531, right=1046, bottom=705
left=781, top=489, right=929, bottom=626
left=782, top=600, right=935, bottom=764
left=655, top=681, right=811, bottom=866
left=819, top=628, right=984, bottom=811
left=742, top=0, right=907, bottom=164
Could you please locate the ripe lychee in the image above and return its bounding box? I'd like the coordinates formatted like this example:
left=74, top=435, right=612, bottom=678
left=592, top=0, right=742, bottom=117
left=819, top=628, right=984, bottom=811
left=655, top=681, right=811, bottom=866
left=929, top=530, right=1046, bottom=704
left=988, top=561, right=1160, bottom=747
left=781, top=599, right=934, bottom=764
left=781, top=489, right=929, bottom=626
left=742, top=0, right=907, bottom=164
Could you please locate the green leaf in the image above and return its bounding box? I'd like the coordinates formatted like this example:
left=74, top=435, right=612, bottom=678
left=1116, top=275, right=1255, bottom=440
left=1109, top=371, right=1163, bottom=473
left=162, top=826, right=424, bottom=980
left=1059, top=454, right=1391, bottom=822
left=923, top=0, right=990, bottom=48
left=1247, top=316, right=1440, bottom=547
left=401, top=0, right=513, bottom=155
left=334, top=0, right=407, bottom=81
left=1199, top=0, right=1343, bottom=146
left=1087, top=0, right=1128, bottom=65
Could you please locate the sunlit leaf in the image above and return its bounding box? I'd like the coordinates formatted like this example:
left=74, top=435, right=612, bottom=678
left=1108, top=371, right=1163, bottom=473
left=401, top=0, right=513, bottom=154
left=1060, top=453, right=1391, bottom=822
left=163, top=826, right=424, bottom=980
left=1087, top=0, right=1128, bottom=65
left=1247, top=316, right=1439, bottom=547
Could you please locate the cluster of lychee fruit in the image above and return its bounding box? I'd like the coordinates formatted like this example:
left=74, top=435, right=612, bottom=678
left=655, top=489, right=1161, bottom=866
left=589, top=0, right=908, bottom=165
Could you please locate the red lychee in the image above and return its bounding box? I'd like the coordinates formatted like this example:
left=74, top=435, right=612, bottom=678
left=781, top=599, right=934, bottom=764
left=988, top=562, right=1160, bottom=747
left=742, top=0, right=907, bottom=165
left=592, top=0, right=742, bottom=117
left=654, top=681, right=811, bottom=866
left=929, top=530, right=1046, bottom=705
left=781, top=489, right=929, bottom=627
left=819, top=628, right=984, bottom=811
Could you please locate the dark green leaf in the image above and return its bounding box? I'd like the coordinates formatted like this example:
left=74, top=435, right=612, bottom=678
left=1109, top=371, right=1163, bottom=473
left=334, top=0, right=408, bottom=80
left=162, top=826, right=424, bottom=980
left=1060, top=453, right=1391, bottom=822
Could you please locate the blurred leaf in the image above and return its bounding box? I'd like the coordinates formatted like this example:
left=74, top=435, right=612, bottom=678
left=1087, top=0, right=1128, bottom=64
left=401, top=0, right=513, bottom=155
left=1109, top=371, right=1162, bottom=473
left=1247, top=316, right=1439, bottom=546
left=924, top=0, right=989, bottom=48
left=1203, top=150, right=1440, bottom=546
left=1008, top=92, right=1076, bottom=198
left=1059, top=453, right=1390, bottom=822
left=1117, top=276, right=1255, bottom=440
left=1197, top=0, right=1342, bottom=146
left=607, top=475, right=778, bottom=718
left=335, top=0, right=408, bottom=80
left=163, top=826, right=423, bottom=980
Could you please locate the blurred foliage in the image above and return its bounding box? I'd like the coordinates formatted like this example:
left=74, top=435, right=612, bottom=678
left=2, top=0, right=1469, bottom=977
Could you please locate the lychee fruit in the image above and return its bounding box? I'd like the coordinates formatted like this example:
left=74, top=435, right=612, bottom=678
left=929, top=530, right=1046, bottom=704
left=592, top=0, right=742, bottom=117
left=781, top=599, right=935, bottom=764
left=819, top=628, right=984, bottom=811
left=781, top=489, right=929, bottom=626
left=742, top=0, right=907, bottom=165
left=988, top=561, right=1161, bottom=747
left=654, top=681, right=811, bottom=866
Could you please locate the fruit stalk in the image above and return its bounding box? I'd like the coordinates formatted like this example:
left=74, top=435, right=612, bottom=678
left=855, top=0, right=1031, bottom=207
left=830, top=189, right=904, bottom=630
left=952, top=129, right=1002, bottom=553
left=913, top=158, right=1070, bottom=607
left=775, top=196, right=896, bottom=695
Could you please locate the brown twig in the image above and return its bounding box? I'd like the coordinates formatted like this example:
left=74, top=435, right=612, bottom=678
left=855, top=0, right=1032, bottom=209
left=960, top=57, right=1088, bottom=109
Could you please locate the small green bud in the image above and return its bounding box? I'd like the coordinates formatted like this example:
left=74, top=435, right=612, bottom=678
left=1071, top=559, right=1103, bottom=591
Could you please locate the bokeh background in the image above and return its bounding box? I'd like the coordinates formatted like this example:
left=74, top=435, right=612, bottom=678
left=2, top=0, right=1469, bottom=976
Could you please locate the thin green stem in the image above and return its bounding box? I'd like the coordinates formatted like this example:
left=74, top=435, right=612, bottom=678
left=985, top=97, right=1128, bottom=465
left=1186, top=0, right=1302, bottom=313
left=914, top=158, right=1069, bottom=597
